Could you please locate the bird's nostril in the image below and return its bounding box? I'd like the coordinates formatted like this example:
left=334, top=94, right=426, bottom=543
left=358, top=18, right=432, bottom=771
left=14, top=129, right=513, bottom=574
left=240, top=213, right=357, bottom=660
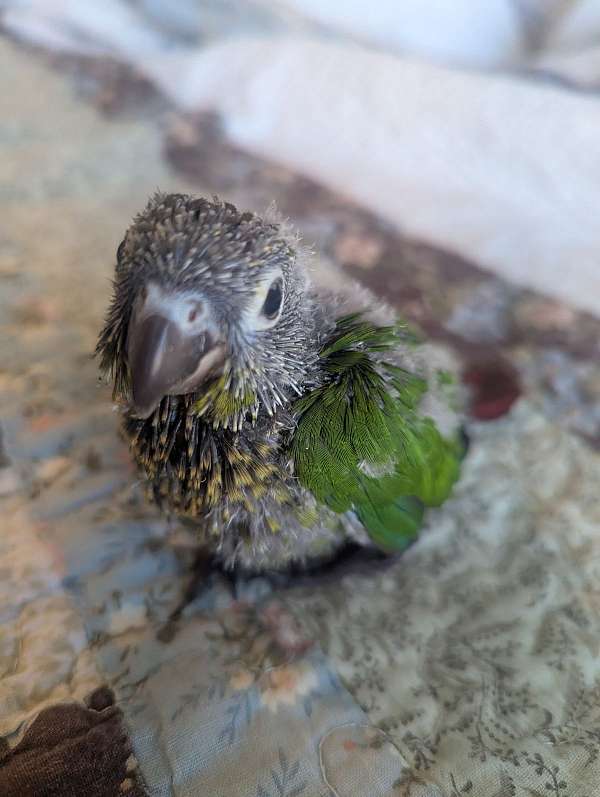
left=188, top=303, right=202, bottom=323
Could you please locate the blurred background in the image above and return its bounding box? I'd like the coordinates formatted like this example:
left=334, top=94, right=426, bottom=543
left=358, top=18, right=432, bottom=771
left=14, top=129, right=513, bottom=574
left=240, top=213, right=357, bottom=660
left=1, top=0, right=599, bottom=443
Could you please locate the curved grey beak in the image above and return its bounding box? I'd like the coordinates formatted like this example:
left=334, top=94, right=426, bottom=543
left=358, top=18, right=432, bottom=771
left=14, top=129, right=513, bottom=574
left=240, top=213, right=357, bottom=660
left=127, top=312, right=225, bottom=419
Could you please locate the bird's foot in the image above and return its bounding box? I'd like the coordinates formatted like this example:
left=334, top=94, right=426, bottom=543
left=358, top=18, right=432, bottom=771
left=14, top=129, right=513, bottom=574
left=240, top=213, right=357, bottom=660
left=157, top=542, right=400, bottom=642
left=157, top=549, right=234, bottom=642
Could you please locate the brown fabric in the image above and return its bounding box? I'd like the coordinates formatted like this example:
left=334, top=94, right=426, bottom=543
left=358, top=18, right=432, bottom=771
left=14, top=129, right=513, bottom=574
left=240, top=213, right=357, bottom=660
left=0, top=689, right=146, bottom=797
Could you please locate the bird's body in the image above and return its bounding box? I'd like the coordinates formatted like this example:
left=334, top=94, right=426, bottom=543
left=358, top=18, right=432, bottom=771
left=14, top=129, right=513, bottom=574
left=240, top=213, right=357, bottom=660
left=98, top=194, right=462, bottom=572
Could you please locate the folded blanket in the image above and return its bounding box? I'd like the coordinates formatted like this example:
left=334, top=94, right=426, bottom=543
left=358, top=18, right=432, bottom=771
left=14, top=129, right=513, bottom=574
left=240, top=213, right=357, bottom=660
left=3, top=0, right=600, bottom=316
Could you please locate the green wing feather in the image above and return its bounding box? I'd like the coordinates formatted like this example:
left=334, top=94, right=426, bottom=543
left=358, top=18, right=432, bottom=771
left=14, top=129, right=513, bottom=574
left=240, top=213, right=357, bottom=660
left=291, top=314, right=462, bottom=551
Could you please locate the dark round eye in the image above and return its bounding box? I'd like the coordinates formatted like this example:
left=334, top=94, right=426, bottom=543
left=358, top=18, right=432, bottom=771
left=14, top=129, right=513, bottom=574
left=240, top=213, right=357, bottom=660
left=261, top=278, right=283, bottom=320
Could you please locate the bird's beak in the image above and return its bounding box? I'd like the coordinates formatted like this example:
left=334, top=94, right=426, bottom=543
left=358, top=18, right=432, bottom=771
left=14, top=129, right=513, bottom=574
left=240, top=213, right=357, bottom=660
left=127, top=308, right=226, bottom=420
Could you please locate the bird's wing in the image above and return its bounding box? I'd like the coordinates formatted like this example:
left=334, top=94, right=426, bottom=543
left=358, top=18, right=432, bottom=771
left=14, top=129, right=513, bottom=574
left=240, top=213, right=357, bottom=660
left=291, top=314, right=462, bottom=551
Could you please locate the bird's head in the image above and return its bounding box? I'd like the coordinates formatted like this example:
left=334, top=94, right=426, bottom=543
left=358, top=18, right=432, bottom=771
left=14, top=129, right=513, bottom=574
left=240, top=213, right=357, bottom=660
left=97, top=193, right=316, bottom=429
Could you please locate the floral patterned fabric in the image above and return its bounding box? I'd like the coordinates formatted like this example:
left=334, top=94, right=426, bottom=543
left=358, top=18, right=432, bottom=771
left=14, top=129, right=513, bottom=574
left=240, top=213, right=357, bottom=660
left=3, top=336, right=600, bottom=796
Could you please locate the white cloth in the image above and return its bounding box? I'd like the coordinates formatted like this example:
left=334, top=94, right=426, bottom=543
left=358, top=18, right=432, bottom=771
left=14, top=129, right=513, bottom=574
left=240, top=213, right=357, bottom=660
left=3, top=0, right=600, bottom=316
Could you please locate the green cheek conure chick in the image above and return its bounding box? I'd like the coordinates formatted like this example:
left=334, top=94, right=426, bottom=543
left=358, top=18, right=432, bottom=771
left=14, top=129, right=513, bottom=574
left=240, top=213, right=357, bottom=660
left=97, top=193, right=463, bottom=573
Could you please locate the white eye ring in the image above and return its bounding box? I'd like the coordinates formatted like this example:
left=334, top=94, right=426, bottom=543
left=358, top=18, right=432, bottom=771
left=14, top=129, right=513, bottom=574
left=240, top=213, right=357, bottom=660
left=244, top=269, right=285, bottom=332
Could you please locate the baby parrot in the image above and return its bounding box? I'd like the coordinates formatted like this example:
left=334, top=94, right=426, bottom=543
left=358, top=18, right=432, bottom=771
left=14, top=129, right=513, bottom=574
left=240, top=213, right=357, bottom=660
left=97, top=193, right=463, bottom=572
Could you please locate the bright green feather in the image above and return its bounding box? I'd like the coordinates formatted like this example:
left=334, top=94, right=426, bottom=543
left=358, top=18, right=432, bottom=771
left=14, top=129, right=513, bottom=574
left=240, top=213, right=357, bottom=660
left=291, top=313, right=461, bottom=551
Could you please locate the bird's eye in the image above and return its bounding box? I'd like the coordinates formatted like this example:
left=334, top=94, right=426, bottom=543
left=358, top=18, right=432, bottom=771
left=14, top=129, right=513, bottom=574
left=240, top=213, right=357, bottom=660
left=245, top=272, right=285, bottom=332
left=261, top=278, right=283, bottom=321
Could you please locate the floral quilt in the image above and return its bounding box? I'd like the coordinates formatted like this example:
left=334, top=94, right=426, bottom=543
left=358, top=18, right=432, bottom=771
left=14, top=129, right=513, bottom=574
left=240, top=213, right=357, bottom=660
left=2, top=336, right=600, bottom=796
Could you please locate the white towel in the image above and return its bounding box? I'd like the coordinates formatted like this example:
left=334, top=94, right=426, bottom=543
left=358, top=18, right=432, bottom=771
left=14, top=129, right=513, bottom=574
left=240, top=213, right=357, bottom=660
left=4, top=0, right=600, bottom=316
